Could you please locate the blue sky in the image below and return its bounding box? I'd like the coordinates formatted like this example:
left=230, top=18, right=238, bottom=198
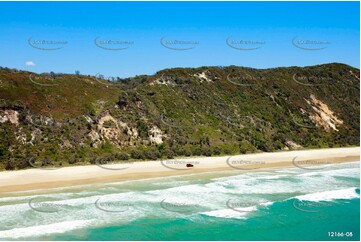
left=0, top=1, right=359, bottom=77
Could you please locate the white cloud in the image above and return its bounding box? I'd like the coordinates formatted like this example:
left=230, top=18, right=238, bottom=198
left=25, top=61, right=36, bottom=66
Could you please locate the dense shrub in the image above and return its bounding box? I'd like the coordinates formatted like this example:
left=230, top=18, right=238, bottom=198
left=212, top=147, right=222, bottom=155
left=144, top=149, right=160, bottom=160
left=68, top=156, right=77, bottom=164
left=115, top=152, right=129, bottom=160
left=173, top=146, right=186, bottom=156
left=5, top=158, right=29, bottom=170
left=222, top=147, right=233, bottom=155
left=131, top=149, right=145, bottom=160
left=201, top=147, right=212, bottom=156
left=239, top=147, right=247, bottom=154
left=191, top=147, right=202, bottom=156
left=184, top=149, right=192, bottom=157
left=162, top=149, right=174, bottom=159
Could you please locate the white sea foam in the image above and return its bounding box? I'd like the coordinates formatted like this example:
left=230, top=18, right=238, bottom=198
left=0, top=162, right=358, bottom=239
left=0, top=192, right=77, bottom=203
left=297, top=167, right=359, bottom=179
left=295, top=187, right=360, bottom=202
left=0, top=220, right=94, bottom=239
left=260, top=201, right=274, bottom=206
left=200, top=206, right=257, bottom=219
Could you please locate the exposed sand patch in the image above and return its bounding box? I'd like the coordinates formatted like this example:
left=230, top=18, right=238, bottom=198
left=149, top=125, right=165, bottom=144
left=0, top=147, right=358, bottom=193
left=194, top=71, right=212, bottom=82
left=307, top=95, right=343, bottom=131
left=0, top=109, right=19, bottom=125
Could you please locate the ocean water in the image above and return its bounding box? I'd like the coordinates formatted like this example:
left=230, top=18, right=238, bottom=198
left=0, top=162, right=359, bottom=241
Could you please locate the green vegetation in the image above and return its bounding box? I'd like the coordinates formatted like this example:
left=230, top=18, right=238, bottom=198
left=0, top=63, right=359, bottom=170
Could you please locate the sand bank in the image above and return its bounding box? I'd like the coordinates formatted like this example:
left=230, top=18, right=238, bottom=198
left=0, top=147, right=359, bottom=193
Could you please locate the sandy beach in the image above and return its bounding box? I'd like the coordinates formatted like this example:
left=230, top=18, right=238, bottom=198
left=0, top=147, right=359, bottom=193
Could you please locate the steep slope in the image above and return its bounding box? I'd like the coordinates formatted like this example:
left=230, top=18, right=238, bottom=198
left=0, top=63, right=359, bottom=170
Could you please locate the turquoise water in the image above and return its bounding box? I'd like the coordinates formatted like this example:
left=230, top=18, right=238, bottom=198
left=0, top=162, right=359, bottom=241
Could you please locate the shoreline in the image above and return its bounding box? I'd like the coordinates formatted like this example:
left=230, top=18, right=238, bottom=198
left=0, top=147, right=359, bottom=193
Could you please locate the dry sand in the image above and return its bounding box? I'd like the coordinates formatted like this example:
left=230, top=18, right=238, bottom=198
left=0, top=147, right=359, bottom=193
